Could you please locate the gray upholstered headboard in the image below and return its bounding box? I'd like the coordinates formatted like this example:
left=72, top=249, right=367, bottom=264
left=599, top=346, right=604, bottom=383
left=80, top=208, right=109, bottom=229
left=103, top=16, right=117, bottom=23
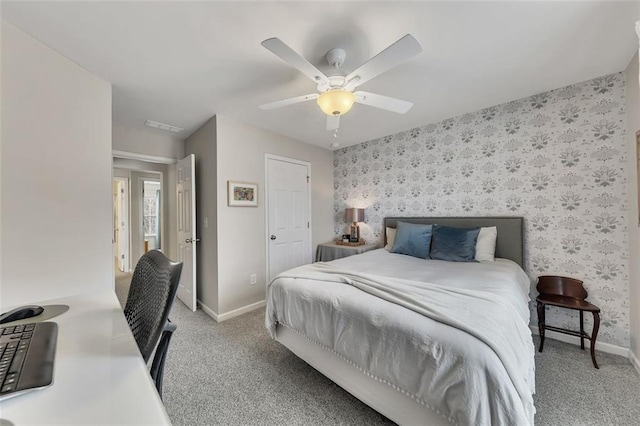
left=384, top=217, right=524, bottom=267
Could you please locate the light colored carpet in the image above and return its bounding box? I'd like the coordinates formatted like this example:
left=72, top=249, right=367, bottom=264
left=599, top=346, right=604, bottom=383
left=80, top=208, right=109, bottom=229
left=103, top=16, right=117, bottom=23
left=163, top=305, right=392, bottom=425
left=533, top=337, right=640, bottom=425
left=114, top=277, right=640, bottom=425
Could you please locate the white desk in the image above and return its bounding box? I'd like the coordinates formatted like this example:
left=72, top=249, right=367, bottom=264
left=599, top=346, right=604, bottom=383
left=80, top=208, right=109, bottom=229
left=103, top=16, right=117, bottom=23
left=0, top=291, right=171, bottom=425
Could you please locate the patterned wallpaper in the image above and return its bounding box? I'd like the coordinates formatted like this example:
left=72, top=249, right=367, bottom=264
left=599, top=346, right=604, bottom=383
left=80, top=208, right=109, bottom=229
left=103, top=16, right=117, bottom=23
left=333, top=73, right=629, bottom=347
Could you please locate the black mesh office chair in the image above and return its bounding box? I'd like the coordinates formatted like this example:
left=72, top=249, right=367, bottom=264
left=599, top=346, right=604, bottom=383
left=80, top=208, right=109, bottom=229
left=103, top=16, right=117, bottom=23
left=124, top=250, right=183, bottom=399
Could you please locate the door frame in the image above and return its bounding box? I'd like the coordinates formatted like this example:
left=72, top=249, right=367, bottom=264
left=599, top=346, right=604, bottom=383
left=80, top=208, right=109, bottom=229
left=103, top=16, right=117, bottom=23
left=112, top=150, right=176, bottom=165
left=264, top=154, right=312, bottom=282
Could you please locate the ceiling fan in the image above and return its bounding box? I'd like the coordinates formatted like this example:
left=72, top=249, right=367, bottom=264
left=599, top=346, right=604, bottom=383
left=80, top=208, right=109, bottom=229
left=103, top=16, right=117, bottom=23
left=259, top=34, right=423, bottom=131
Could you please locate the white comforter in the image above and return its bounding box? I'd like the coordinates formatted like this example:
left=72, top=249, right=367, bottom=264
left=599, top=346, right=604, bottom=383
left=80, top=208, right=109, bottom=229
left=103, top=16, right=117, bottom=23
left=266, top=249, right=535, bottom=425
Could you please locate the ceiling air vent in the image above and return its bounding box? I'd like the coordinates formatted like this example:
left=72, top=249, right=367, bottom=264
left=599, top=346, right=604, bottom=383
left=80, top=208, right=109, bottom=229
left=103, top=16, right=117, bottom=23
left=144, top=120, right=184, bottom=133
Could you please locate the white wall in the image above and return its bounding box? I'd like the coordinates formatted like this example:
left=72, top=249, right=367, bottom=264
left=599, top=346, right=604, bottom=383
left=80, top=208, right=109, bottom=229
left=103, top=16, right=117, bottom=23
left=626, top=51, right=640, bottom=367
left=1, top=21, right=112, bottom=307
left=184, top=117, right=219, bottom=313
left=216, top=115, right=334, bottom=316
left=113, top=124, right=184, bottom=160
left=184, top=115, right=334, bottom=318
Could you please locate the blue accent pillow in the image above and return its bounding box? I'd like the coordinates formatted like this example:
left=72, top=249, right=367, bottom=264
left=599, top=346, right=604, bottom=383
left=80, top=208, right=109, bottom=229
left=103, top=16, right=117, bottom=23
left=390, top=222, right=433, bottom=259
left=430, top=225, right=480, bottom=262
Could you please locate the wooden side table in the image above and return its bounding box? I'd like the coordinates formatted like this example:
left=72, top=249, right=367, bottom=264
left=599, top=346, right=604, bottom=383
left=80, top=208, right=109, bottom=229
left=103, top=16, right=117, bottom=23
left=315, top=242, right=378, bottom=262
left=536, top=275, right=601, bottom=369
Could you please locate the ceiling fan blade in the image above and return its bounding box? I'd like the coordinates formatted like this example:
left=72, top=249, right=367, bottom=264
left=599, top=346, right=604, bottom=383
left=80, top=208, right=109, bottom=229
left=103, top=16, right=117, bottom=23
left=326, top=115, right=340, bottom=131
left=346, top=34, right=422, bottom=89
left=259, top=93, right=318, bottom=110
left=354, top=91, right=413, bottom=114
left=262, top=38, right=329, bottom=85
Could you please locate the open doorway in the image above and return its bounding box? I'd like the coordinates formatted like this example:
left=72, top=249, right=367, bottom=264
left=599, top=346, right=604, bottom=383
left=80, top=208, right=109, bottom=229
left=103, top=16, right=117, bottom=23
left=112, top=154, right=177, bottom=305
left=127, top=170, right=163, bottom=269
left=113, top=159, right=169, bottom=272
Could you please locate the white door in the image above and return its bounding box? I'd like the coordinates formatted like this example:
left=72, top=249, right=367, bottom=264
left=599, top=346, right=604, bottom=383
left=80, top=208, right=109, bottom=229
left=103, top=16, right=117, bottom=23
left=113, top=177, right=129, bottom=272
left=176, top=154, right=197, bottom=311
left=267, top=157, right=311, bottom=281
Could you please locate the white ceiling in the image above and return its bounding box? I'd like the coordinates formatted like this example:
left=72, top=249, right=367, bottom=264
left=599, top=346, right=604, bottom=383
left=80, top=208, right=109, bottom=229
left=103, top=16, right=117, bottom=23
left=2, top=1, right=638, bottom=150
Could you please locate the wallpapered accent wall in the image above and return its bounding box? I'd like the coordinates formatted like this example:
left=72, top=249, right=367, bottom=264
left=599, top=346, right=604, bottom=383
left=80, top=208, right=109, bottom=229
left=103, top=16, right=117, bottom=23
left=333, top=73, right=629, bottom=347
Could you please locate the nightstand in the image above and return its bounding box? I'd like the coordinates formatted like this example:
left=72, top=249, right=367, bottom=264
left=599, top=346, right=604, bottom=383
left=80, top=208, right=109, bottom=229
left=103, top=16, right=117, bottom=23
left=315, top=242, right=378, bottom=262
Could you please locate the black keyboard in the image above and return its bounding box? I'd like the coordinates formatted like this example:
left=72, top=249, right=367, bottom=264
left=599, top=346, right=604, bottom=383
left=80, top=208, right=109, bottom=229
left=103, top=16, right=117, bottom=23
left=0, top=322, right=57, bottom=400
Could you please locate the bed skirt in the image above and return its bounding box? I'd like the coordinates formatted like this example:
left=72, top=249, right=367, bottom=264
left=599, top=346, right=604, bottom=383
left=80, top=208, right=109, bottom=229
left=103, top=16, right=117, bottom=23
left=275, top=324, right=453, bottom=426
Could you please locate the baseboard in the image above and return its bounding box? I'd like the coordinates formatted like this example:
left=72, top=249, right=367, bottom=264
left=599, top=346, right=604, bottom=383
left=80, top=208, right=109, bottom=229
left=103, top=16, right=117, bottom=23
left=629, top=349, right=640, bottom=376
left=530, top=326, right=628, bottom=357
left=197, top=299, right=265, bottom=323
left=197, top=300, right=219, bottom=321
left=217, top=300, right=266, bottom=322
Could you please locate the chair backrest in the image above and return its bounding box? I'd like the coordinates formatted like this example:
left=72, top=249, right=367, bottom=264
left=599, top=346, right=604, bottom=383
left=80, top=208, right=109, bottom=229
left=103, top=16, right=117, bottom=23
left=536, top=275, right=588, bottom=300
left=124, top=250, right=183, bottom=362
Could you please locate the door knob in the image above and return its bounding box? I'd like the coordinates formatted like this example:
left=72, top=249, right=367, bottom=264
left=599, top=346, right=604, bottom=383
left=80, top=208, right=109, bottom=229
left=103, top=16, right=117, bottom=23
left=185, top=238, right=201, bottom=243
left=270, top=235, right=277, bottom=240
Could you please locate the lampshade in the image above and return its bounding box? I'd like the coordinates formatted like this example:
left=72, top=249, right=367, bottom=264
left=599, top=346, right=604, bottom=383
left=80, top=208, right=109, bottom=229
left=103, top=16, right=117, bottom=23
left=345, top=208, right=365, bottom=223
left=317, top=89, right=356, bottom=116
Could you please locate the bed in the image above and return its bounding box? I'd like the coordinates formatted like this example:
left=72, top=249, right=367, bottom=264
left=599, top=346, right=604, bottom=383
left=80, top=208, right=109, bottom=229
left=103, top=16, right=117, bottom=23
left=266, top=217, right=535, bottom=425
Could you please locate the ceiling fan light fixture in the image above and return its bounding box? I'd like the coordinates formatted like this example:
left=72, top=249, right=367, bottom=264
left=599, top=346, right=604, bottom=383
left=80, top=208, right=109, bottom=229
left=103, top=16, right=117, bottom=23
left=316, top=89, right=355, bottom=116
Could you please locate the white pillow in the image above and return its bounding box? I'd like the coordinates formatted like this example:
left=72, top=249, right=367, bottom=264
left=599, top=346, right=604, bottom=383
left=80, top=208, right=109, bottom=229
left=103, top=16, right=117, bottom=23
left=475, top=226, right=497, bottom=262
left=384, top=227, right=397, bottom=251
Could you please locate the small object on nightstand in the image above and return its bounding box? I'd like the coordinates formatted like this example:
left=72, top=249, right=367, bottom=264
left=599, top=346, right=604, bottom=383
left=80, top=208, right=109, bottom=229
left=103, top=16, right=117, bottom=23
left=345, top=208, right=365, bottom=242
left=536, top=275, right=601, bottom=369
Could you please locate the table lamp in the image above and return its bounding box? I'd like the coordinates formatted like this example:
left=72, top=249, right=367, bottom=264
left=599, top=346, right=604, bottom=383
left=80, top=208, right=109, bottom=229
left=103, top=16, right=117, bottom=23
left=345, top=208, right=365, bottom=242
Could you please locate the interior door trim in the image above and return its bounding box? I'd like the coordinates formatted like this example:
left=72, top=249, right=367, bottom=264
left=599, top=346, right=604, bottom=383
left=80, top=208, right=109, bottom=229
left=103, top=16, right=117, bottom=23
left=112, top=150, right=177, bottom=165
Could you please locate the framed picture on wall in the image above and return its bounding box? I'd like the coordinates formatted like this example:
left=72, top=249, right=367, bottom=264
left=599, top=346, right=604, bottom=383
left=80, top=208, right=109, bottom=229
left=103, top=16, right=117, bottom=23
left=228, top=181, right=258, bottom=207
